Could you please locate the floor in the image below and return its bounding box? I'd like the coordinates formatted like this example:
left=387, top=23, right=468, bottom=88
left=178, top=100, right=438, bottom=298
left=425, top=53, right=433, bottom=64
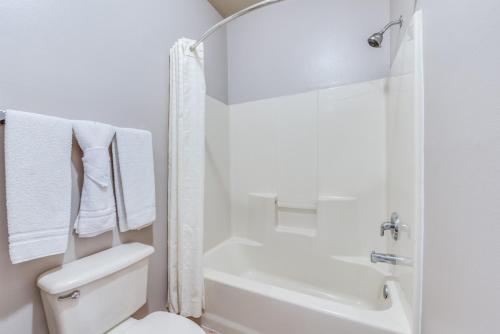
left=203, top=326, right=221, bottom=334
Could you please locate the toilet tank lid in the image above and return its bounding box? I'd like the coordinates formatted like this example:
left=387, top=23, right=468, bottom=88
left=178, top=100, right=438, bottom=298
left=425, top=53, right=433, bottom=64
left=37, top=243, right=155, bottom=295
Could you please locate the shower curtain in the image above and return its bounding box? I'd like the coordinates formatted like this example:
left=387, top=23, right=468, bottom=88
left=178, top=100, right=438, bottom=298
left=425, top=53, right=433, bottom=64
left=167, top=38, right=206, bottom=318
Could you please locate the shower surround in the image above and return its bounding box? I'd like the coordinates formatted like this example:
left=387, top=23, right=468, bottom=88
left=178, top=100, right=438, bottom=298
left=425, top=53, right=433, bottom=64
left=203, top=12, right=422, bottom=334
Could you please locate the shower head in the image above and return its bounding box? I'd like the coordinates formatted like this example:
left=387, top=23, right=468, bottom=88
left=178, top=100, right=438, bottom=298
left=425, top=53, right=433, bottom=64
left=368, top=16, right=403, bottom=48
left=368, top=32, right=384, bottom=48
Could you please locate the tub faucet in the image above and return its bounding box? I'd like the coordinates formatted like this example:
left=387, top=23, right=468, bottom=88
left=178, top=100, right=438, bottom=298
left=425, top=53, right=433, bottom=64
left=370, top=251, right=412, bottom=266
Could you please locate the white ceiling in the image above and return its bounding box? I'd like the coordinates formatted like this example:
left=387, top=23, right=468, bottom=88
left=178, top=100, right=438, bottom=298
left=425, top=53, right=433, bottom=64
left=208, top=0, right=262, bottom=17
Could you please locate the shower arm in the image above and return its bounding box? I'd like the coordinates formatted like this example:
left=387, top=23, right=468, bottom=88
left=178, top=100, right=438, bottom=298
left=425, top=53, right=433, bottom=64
left=378, top=16, right=403, bottom=34
left=190, top=0, right=286, bottom=51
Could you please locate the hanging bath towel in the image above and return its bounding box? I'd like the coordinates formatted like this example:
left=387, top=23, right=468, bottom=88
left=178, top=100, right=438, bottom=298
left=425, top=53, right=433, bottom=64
left=112, top=127, right=156, bottom=232
left=73, top=121, right=116, bottom=237
left=167, top=38, right=206, bottom=318
left=4, top=110, right=73, bottom=264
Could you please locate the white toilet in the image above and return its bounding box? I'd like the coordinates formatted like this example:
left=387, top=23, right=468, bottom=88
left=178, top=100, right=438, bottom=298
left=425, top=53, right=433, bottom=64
left=37, top=243, right=205, bottom=334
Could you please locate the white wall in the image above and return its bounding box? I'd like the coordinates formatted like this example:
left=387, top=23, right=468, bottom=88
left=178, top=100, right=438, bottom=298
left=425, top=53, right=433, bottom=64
left=229, top=80, right=387, bottom=257
left=421, top=0, right=500, bottom=333
left=205, top=97, right=231, bottom=251
left=0, top=1, right=227, bottom=333
left=227, top=0, right=391, bottom=104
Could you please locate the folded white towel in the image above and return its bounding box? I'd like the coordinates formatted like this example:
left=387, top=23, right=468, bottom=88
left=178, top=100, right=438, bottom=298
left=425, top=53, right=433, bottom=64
left=5, top=110, right=73, bottom=264
left=112, top=128, right=156, bottom=232
left=73, top=121, right=116, bottom=237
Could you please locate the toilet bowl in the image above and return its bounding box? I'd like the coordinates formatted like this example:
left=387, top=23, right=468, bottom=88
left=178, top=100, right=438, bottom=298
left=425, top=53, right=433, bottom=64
left=37, top=243, right=205, bottom=334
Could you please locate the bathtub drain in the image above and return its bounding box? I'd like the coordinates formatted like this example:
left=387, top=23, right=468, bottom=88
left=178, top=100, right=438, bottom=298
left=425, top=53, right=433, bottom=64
left=383, top=284, right=390, bottom=299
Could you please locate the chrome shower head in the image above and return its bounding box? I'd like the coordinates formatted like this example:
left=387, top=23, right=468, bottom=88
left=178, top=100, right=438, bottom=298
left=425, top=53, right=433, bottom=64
left=368, top=32, right=384, bottom=48
left=368, top=16, right=403, bottom=48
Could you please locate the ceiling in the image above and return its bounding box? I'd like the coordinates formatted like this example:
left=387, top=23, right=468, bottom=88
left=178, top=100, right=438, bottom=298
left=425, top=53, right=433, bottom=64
left=208, top=0, right=262, bottom=17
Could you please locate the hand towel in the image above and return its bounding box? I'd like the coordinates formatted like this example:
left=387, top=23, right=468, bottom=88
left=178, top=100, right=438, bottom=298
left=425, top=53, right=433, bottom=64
left=4, top=110, right=72, bottom=264
left=112, top=127, right=156, bottom=232
left=73, top=121, right=116, bottom=237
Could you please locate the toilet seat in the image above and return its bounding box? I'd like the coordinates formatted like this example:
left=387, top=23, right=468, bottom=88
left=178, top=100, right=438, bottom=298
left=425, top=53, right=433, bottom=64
left=122, top=312, right=205, bottom=334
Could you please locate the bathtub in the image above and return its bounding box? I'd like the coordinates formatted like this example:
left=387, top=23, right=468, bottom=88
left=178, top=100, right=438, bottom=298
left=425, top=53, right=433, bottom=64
left=202, top=238, right=411, bottom=334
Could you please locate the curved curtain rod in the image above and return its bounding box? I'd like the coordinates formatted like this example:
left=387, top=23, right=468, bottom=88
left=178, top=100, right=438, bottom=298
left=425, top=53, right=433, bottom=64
left=190, top=0, right=287, bottom=51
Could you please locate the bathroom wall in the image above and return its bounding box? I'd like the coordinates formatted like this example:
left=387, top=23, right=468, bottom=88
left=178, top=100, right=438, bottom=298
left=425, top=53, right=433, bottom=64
left=227, top=0, right=391, bottom=104
left=205, top=97, right=231, bottom=251
left=421, top=0, right=500, bottom=333
left=389, top=0, right=416, bottom=62
left=229, top=80, right=387, bottom=257
left=385, top=10, right=423, bottom=333
left=0, top=1, right=227, bottom=333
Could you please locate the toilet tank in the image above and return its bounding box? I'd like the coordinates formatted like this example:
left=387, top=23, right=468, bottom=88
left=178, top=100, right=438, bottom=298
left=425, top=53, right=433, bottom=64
left=37, top=243, right=155, bottom=334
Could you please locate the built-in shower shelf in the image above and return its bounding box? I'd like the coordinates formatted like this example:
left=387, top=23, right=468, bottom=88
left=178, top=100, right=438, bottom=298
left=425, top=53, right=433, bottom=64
left=247, top=193, right=358, bottom=241
left=276, top=199, right=318, bottom=237
left=276, top=201, right=317, bottom=211
left=275, top=225, right=317, bottom=237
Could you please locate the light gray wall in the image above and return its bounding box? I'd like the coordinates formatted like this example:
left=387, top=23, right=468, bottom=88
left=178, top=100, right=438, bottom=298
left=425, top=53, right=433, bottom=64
left=227, top=0, right=390, bottom=104
left=0, top=1, right=227, bottom=333
left=422, top=0, right=500, bottom=333
left=389, top=0, right=416, bottom=62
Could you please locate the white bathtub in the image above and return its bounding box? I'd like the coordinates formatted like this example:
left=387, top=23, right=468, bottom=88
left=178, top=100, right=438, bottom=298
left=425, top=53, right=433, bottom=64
left=202, top=238, right=411, bottom=334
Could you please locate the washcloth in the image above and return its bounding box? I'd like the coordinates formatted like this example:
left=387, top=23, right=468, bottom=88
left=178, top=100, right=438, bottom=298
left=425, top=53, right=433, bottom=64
left=112, top=128, right=156, bottom=232
left=73, top=121, right=116, bottom=237
left=4, top=110, right=73, bottom=264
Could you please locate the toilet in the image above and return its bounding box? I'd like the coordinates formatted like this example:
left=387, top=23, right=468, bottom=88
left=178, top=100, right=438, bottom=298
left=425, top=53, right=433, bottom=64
left=37, top=243, right=205, bottom=334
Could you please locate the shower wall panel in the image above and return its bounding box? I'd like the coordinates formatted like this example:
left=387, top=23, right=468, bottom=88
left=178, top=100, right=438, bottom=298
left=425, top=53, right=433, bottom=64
left=229, top=79, right=387, bottom=256
left=205, top=96, right=232, bottom=251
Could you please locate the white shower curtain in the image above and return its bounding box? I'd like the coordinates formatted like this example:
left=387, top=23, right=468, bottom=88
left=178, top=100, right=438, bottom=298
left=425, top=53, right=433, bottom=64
left=167, top=38, right=206, bottom=318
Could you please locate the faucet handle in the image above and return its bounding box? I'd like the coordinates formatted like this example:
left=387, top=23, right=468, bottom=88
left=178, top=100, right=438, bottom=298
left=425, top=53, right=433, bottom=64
left=380, top=212, right=406, bottom=241
left=380, top=221, right=394, bottom=237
